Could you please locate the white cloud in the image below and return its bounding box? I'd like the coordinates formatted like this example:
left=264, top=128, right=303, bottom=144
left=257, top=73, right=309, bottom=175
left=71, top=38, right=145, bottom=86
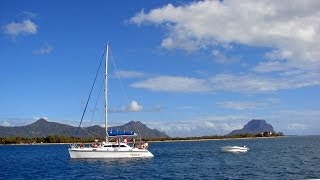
left=124, top=100, right=143, bottom=112
left=145, top=108, right=320, bottom=136
left=33, top=43, right=53, bottom=55
left=0, top=121, right=11, bottom=126
left=195, top=114, right=249, bottom=123
left=114, top=70, right=144, bottom=79
left=131, top=75, right=210, bottom=93
left=204, top=121, right=215, bottom=128
left=108, top=101, right=164, bottom=113
left=109, top=101, right=143, bottom=113
left=217, top=101, right=269, bottom=110
left=279, top=109, right=320, bottom=119
left=212, top=49, right=239, bottom=64
left=130, top=0, right=320, bottom=72
left=210, top=72, right=319, bottom=92
left=4, top=19, right=37, bottom=37
left=253, top=61, right=291, bottom=73
left=148, top=114, right=247, bottom=137
left=130, top=72, right=320, bottom=93
left=0, top=117, right=42, bottom=127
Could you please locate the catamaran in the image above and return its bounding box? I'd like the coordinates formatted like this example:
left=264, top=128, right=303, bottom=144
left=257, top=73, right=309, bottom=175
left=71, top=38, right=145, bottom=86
left=68, top=45, right=154, bottom=159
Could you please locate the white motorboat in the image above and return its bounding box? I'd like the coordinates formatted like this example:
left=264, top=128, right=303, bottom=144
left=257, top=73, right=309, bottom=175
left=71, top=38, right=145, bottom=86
left=220, top=146, right=249, bottom=153
left=68, top=45, right=154, bottom=159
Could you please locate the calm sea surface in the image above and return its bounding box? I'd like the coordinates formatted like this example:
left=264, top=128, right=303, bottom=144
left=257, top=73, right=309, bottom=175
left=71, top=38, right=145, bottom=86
left=1, top=136, right=319, bottom=179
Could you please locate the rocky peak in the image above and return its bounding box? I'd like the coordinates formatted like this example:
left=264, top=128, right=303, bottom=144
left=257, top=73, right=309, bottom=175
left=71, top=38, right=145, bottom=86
left=227, top=119, right=275, bottom=136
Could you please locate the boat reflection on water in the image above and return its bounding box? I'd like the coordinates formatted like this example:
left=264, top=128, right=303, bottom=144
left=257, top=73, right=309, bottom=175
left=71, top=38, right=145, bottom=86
left=220, top=146, right=249, bottom=153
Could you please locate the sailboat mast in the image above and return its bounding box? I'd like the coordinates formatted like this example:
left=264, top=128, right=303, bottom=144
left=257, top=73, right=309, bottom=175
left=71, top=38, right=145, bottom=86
left=105, top=45, right=109, bottom=142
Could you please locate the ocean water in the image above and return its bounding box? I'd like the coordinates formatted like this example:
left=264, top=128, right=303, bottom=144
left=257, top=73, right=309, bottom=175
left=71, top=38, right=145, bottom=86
left=1, top=136, right=319, bottom=179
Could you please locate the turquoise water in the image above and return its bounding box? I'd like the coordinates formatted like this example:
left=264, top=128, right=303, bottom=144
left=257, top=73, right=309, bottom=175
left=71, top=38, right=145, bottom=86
left=1, top=136, right=319, bottom=179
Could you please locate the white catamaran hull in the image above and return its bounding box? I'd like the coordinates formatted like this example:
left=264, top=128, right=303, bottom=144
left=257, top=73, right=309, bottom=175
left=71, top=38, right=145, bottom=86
left=69, top=45, right=154, bottom=159
left=69, top=148, right=154, bottom=159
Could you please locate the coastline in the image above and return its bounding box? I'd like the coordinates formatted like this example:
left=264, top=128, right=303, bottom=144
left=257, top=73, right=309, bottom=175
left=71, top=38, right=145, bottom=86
left=0, top=136, right=286, bottom=145
left=149, top=136, right=286, bottom=143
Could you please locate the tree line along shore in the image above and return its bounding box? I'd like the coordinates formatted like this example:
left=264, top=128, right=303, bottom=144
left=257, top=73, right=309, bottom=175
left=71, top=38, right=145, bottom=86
left=0, top=132, right=283, bottom=144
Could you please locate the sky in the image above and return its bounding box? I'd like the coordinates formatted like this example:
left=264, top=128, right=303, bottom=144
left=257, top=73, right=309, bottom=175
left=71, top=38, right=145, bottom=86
left=1, top=0, right=319, bottom=137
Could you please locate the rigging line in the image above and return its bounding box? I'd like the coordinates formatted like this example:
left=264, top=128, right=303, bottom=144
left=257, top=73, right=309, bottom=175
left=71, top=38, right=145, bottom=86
left=99, top=105, right=105, bottom=129
left=89, top=79, right=104, bottom=127
left=76, top=49, right=106, bottom=135
left=84, top=128, right=101, bottom=138
left=78, top=127, right=95, bottom=138
left=133, top=122, right=143, bottom=145
left=109, top=47, right=129, bottom=103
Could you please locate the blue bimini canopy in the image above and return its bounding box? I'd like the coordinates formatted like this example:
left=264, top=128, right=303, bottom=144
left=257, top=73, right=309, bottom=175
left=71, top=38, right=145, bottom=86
left=107, top=130, right=137, bottom=137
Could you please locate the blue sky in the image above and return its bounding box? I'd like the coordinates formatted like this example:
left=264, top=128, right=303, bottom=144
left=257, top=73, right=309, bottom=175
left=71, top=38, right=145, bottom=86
left=1, top=0, right=319, bottom=136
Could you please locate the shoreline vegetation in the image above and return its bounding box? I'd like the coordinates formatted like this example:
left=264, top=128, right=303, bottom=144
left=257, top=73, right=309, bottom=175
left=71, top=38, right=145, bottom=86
left=0, top=132, right=284, bottom=145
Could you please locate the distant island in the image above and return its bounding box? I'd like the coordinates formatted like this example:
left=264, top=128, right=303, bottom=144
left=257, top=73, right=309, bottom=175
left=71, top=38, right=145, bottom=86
left=152, top=119, right=283, bottom=142
left=0, top=119, right=283, bottom=144
left=227, top=119, right=276, bottom=136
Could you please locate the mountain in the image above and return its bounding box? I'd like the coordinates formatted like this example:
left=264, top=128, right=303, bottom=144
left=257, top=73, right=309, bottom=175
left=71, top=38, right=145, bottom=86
left=0, top=118, right=78, bottom=137
left=0, top=118, right=170, bottom=139
left=227, top=119, right=275, bottom=136
left=111, top=121, right=170, bottom=139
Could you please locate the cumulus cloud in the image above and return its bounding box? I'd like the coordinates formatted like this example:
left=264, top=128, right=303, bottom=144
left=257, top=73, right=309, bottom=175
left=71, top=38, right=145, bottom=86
left=4, top=19, right=38, bottom=37
left=109, top=100, right=144, bottom=113
left=130, top=0, right=320, bottom=72
left=124, top=100, right=143, bottom=112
